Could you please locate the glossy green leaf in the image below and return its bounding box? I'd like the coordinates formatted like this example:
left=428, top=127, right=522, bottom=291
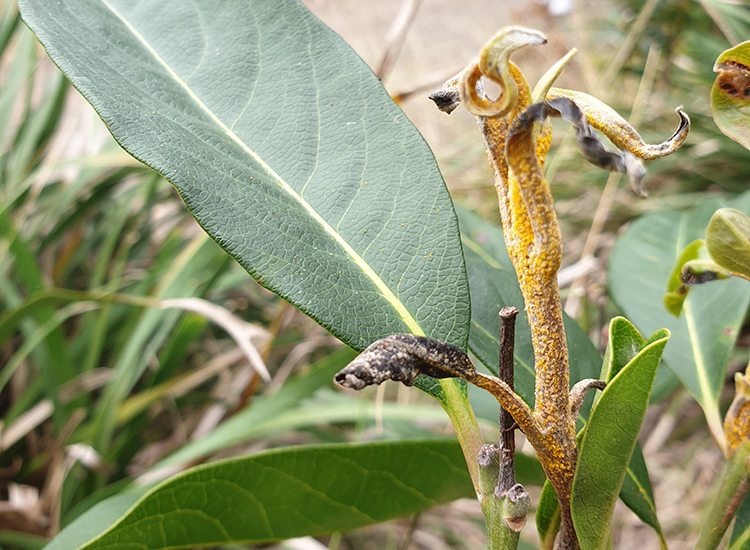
left=571, top=319, right=669, bottom=550
left=608, top=193, right=750, bottom=440
left=601, top=317, right=644, bottom=383
left=706, top=208, right=750, bottom=280
left=711, top=40, right=750, bottom=150
left=18, top=0, right=470, bottom=354
left=457, top=207, right=601, bottom=406
left=730, top=491, right=750, bottom=550
left=45, top=441, right=473, bottom=550
left=536, top=480, right=561, bottom=550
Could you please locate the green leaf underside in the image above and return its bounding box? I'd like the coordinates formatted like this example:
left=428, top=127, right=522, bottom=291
left=707, top=208, right=750, bottom=280
left=46, top=441, right=473, bottom=550
left=572, top=321, right=669, bottom=550
left=608, top=193, right=750, bottom=430
left=18, top=0, right=470, bottom=352
left=457, top=207, right=601, bottom=406
left=536, top=434, right=662, bottom=545
left=731, top=491, right=750, bottom=550
left=711, top=40, right=750, bottom=150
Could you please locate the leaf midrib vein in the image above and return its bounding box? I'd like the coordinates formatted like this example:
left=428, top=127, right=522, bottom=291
left=98, top=0, right=423, bottom=336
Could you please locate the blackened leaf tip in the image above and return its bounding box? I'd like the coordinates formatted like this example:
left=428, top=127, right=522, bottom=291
left=333, top=334, right=476, bottom=391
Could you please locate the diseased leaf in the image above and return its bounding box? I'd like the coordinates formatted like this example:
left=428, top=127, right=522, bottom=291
left=45, top=441, right=474, bottom=550
left=457, top=207, right=601, bottom=407
left=18, top=0, right=470, bottom=355
left=706, top=208, right=750, bottom=281
left=608, top=193, right=750, bottom=441
left=459, top=209, right=664, bottom=539
left=571, top=319, right=669, bottom=550
left=712, top=40, right=750, bottom=150
left=662, top=240, right=704, bottom=317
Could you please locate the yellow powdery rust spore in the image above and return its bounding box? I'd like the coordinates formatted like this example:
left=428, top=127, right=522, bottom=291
left=725, top=371, right=750, bottom=454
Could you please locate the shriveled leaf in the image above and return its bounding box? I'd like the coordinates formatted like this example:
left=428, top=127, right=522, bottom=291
left=571, top=320, right=669, bottom=550
left=18, top=0, right=470, bottom=355
left=547, top=88, right=690, bottom=162
left=666, top=240, right=705, bottom=293
left=46, top=441, right=473, bottom=550
left=608, top=194, right=750, bottom=441
left=712, top=40, right=750, bottom=150
left=706, top=208, right=750, bottom=281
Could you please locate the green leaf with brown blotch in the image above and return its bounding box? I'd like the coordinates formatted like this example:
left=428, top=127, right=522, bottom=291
left=712, top=40, right=750, bottom=150
left=706, top=208, right=750, bottom=281
left=663, top=239, right=703, bottom=317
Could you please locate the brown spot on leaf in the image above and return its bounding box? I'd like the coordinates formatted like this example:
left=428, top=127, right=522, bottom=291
left=716, top=60, right=750, bottom=100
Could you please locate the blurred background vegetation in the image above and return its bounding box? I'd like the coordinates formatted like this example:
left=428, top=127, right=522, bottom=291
left=0, top=0, right=749, bottom=549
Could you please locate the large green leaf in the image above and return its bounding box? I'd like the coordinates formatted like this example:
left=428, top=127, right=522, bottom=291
left=608, top=193, right=750, bottom=438
left=571, top=319, right=669, bottom=550
left=711, top=40, right=750, bottom=150
left=18, top=0, right=470, bottom=353
left=44, top=440, right=473, bottom=550
left=456, top=207, right=601, bottom=405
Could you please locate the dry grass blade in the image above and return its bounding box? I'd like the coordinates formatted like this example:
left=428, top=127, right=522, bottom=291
left=0, top=400, right=53, bottom=453
left=160, top=297, right=272, bottom=382
left=375, top=0, right=422, bottom=82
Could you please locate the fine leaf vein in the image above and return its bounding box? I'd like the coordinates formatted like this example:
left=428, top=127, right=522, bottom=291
left=97, top=0, right=423, bottom=337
